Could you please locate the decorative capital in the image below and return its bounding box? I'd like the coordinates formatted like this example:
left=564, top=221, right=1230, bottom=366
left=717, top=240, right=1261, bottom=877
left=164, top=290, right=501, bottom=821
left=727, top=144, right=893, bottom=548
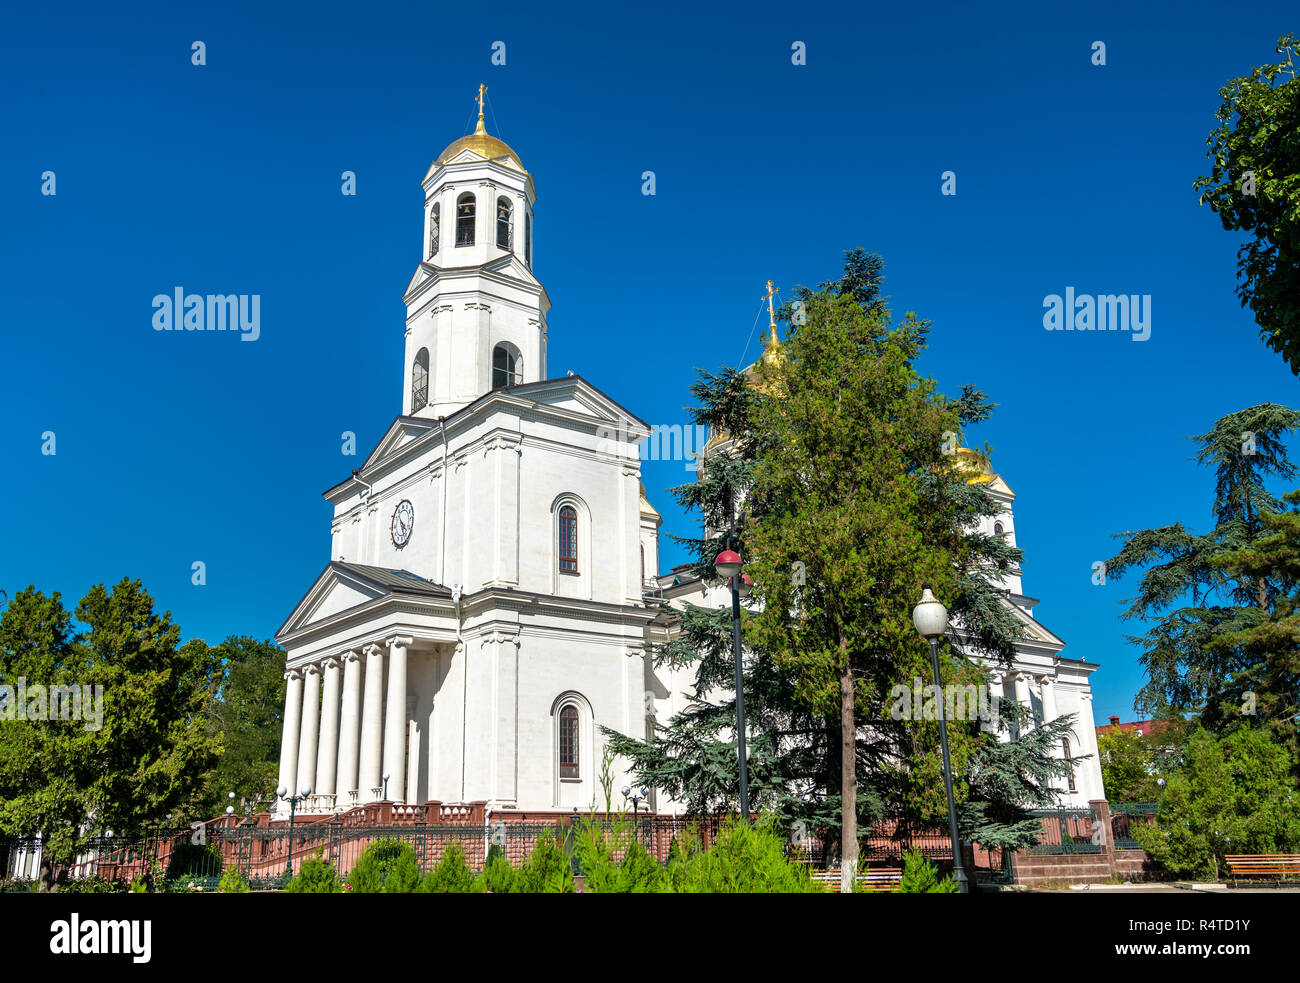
left=322, top=656, right=340, bottom=671
left=284, top=668, right=302, bottom=682
left=363, top=643, right=383, bottom=659
left=343, top=650, right=363, bottom=664
left=387, top=635, right=415, bottom=651
left=303, top=663, right=321, bottom=677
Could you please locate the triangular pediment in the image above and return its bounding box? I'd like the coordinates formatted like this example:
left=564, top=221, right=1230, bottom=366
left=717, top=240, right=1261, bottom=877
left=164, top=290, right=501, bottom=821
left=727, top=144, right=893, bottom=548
left=1006, top=600, right=1064, bottom=647
left=277, top=561, right=452, bottom=641
left=360, top=416, right=441, bottom=472
left=506, top=377, right=649, bottom=433
left=277, top=564, right=385, bottom=639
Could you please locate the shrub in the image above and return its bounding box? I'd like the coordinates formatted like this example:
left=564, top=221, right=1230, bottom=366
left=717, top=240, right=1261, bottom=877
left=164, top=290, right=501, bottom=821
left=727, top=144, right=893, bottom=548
left=674, top=817, right=818, bottom=893
left=348, top=838, right=420, bottom=893
left=897, top=850, right=957, bottom=893
left=613, top=837, right=668, bottom=892
left=218, top=865, right=252, bottom=893
left=60, top=876, right=127, bottom=894
left=166, top=840, right=224, bottom=881
left=285, top=852, right=341, bottom=893
left=477, top=847, right=518, bottom=894
left=419, top=840, right=481, bottom=893
left=513, top=829, right=575, bottom=893
left=1135, top=727, right=1300, bottom=879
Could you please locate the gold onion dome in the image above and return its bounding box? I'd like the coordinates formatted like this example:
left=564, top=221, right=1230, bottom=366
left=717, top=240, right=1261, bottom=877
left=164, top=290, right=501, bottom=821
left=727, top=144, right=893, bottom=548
left=435, top=84, right=525, bottom=170
left=953, top=447, right=994, bottom=484
left=436, top=124, right=524, bottom=169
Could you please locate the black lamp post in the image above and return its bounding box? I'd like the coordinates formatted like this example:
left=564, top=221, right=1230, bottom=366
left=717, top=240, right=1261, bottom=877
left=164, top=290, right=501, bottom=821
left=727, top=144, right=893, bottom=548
left=714, top=550, right=752, bottom=821
left=912, top=585, right=970, bottom=894
left=278, top=783, right=311, bottom=876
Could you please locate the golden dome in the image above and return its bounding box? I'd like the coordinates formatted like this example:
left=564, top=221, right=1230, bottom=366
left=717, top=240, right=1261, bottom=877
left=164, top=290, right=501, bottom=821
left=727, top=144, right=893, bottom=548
left=435, top=119, right=525, bottom=171
left=953, top=447, right=994, bottom=484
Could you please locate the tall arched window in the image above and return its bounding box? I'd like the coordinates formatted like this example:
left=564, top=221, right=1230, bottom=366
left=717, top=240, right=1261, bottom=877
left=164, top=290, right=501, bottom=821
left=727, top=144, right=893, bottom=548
left=558, top=506, right=578, bottom=573
left=428, top=203, right=440, bottom=257
left=456, top=192, right=475, bottom=246
left=492, top=342, right=520, bottom=389
left=411, top=348, right=430, bottom=412
left=558, top=704, right=579, bottom=779
left=1062, top=738, right=1076, bottom=792
left=993, top=521, right=1004, bottom=535
left=496, top=196, right=513, bottom=250
left=524, top=211, right=532, bottom=267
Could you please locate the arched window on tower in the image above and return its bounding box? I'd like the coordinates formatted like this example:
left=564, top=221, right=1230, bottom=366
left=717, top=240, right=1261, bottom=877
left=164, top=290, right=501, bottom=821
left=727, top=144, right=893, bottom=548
left=496, top=196, right=513, bottom=250
left=492, top=342, right=521, bottom=389
left=412, top=348, right=430, bottom=412
left=525, top=211, right=532, bottom=267
left=456, top=192, right=475, bottom=247
left=1062, top=738, right=1076, bottom=792
left=558, top=506, right=578, bottom=573
left=428, top=202, right=440, bottom=258
left=558, top=703, right=579, bottom=779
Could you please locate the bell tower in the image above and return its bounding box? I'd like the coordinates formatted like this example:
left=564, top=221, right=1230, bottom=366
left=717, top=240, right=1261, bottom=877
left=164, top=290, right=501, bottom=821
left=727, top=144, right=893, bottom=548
left=402, top=85, right=549, bottom=419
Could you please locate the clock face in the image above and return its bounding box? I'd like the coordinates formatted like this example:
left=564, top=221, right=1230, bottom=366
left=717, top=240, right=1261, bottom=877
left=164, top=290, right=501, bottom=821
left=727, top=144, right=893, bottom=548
left=391, top=500, right=415, bottom=547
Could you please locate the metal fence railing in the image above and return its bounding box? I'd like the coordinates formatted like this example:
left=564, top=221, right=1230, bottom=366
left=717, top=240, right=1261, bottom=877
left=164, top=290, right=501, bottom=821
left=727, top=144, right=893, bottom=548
left=1025, top=806, right=1101, bottom=855
left=1109, top=803, right=1159, bottom=850
left=1, top=810, right=1040, bottom=888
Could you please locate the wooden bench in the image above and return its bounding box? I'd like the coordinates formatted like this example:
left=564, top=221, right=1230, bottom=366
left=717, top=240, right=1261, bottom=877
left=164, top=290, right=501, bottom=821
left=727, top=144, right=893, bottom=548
left=809, top=867, right=902, bottom=893
left=1224, top=855, right=1300, bottom=880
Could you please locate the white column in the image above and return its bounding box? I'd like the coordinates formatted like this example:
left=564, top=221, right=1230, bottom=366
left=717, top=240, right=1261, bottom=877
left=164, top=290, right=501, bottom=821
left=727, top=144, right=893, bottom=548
left=359, top=644, right=385, bottom=803
left=383, top=636, right=412, bottom=803
left=336, top=651, right=363, bottom=805
left=277, top=669, right=304, bottom=803
left=1039, top=675, right=1059, bottom=725
left=1012, top=672, right=1034, bottom=732
left=985, top=672, right=1003, bottom=736
left=1078, top=692, right=1104, bottom=801
left=406, top=706, right=420, bottom=806
left=315, top=657, right=342, bottom=800
left=296, top=664, right=322, bottom=796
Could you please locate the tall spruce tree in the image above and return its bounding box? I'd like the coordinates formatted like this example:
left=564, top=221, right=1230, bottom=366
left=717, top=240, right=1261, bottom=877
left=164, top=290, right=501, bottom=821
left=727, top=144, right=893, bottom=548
left=1210, top=487, right=1300, bottom=761
left=608, top=251, right=1074, bottom=889
left=1104, top=403, right=1300, bottom=736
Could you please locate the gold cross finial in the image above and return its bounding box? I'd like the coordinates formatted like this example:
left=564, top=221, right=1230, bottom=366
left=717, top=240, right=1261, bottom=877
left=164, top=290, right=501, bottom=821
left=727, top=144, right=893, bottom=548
left=762, top=280, right=780, bottom=353
left=475, top=83, right=488, bottom=133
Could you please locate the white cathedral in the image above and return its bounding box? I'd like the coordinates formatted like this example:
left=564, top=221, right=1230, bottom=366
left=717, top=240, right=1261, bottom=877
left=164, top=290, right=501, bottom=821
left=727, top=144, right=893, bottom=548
left=270, top=89, right=1105, bottom=823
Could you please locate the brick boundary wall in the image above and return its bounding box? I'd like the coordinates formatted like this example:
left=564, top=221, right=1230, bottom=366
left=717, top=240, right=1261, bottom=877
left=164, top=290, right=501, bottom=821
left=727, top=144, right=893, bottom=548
left=1009, top=800, right=1161, bottom=887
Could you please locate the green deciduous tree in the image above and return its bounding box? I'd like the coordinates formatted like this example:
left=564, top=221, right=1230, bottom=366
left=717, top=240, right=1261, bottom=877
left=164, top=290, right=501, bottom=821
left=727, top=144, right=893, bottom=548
left=1097, top=726, right=1172, bottom=804
left=1135, top=727, right=1300, bottom=879
left=1195, top=35, right=1300, bottom=374
left=191, top=636, right=287, bottom=819
left=0, top=580, right=221, bottom=887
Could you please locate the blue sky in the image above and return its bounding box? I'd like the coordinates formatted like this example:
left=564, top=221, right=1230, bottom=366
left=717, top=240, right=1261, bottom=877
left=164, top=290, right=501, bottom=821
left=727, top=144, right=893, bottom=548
left=1, top=0, right=1296, bottom=726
